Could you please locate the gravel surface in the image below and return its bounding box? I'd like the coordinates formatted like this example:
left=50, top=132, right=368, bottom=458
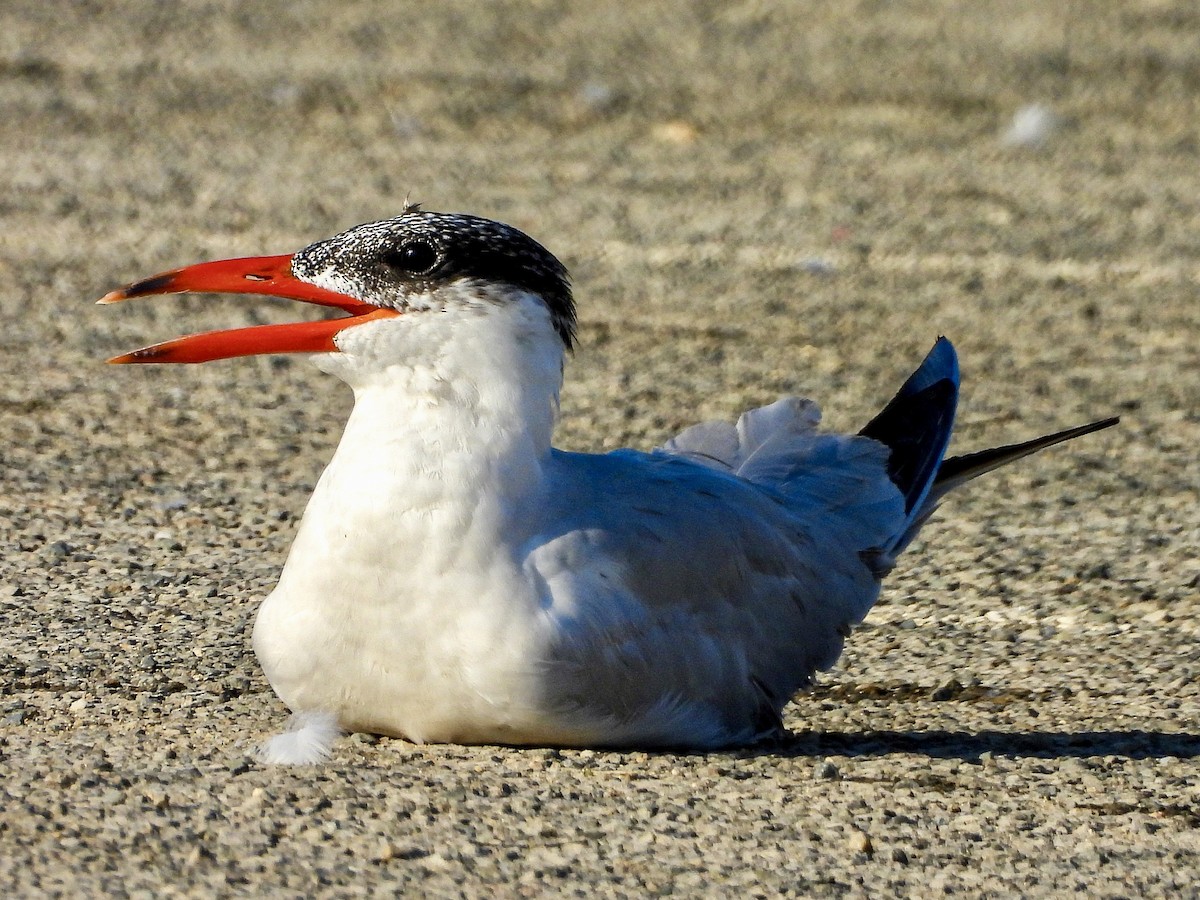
left=2, top=1, right=1198, bottom=896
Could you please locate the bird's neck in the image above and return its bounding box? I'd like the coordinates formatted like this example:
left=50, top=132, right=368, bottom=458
left=309, top=298, right=565, bottom=545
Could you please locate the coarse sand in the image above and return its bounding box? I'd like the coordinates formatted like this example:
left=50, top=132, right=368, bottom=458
left=1, top=2, right=1197, bottom=896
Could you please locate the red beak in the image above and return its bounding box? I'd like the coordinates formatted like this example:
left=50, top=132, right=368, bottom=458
left=99, top=254, right=397, bottom=364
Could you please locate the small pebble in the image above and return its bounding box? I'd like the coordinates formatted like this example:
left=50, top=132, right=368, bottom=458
left=1002, top=103, right=1061, bottom=148
left=850, top=831, right=873, bottom=856
left=813, top=761, right=840, bottom=781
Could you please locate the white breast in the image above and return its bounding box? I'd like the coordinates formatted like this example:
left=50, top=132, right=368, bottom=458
left=252, top=293, right=607, bottom=744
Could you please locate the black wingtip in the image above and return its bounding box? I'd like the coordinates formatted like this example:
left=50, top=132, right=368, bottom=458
left=935, top=416, right=1120, bottom=490
left=860, top=339, right=961, bottom=514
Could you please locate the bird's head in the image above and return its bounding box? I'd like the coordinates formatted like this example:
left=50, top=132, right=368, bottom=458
left=100, top=209, right=576, bottom=366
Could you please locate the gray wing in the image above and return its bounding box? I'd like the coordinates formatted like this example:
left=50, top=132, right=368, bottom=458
left=523, top=399, right=906, bottom=748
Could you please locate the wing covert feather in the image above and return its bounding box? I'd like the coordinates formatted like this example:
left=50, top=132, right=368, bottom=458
left=522, top=430, right=905, bottom=746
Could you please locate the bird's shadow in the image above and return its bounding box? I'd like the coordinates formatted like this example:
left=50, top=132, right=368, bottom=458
left=743, top=728, right=1200, bottom=761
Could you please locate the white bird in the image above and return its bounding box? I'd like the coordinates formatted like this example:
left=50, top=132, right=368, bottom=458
left=101, top=208, right=1117, bottom=763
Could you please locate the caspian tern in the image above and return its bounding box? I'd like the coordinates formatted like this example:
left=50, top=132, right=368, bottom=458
left=101, top=207, right=1117, bottom=763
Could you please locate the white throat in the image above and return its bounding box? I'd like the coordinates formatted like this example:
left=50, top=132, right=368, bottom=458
left=315, top=289, right=565, bottom=533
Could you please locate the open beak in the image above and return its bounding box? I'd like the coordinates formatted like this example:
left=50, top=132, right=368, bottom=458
left=99, top=254, right=397, bottom=364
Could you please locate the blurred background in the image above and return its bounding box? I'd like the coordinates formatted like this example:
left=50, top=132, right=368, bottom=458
left=3, top=2, right=1197, bottom=435
left=1, top=0, right=1197, bottom=893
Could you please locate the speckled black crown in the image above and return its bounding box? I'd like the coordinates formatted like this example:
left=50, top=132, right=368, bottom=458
left=292, top=211, right=576, bottom=348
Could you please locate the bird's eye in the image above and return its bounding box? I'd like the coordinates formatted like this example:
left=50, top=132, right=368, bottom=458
left=381, top=241, right=438, bottom=274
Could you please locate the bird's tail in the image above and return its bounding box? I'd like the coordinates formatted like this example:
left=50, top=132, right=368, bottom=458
left=861, top=338, right=1118, bottom=555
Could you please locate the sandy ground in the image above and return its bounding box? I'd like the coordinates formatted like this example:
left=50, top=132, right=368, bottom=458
left=2, top=1, right=1198, bottom=896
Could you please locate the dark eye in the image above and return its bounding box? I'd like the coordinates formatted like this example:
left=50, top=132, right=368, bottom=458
left=381, top=241, right=438, bottom=274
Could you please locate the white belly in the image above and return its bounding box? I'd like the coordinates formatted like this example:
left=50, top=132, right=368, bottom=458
left=249, top=459, right=611, bottom=746
left=252, top=549, right=578, bottom=744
